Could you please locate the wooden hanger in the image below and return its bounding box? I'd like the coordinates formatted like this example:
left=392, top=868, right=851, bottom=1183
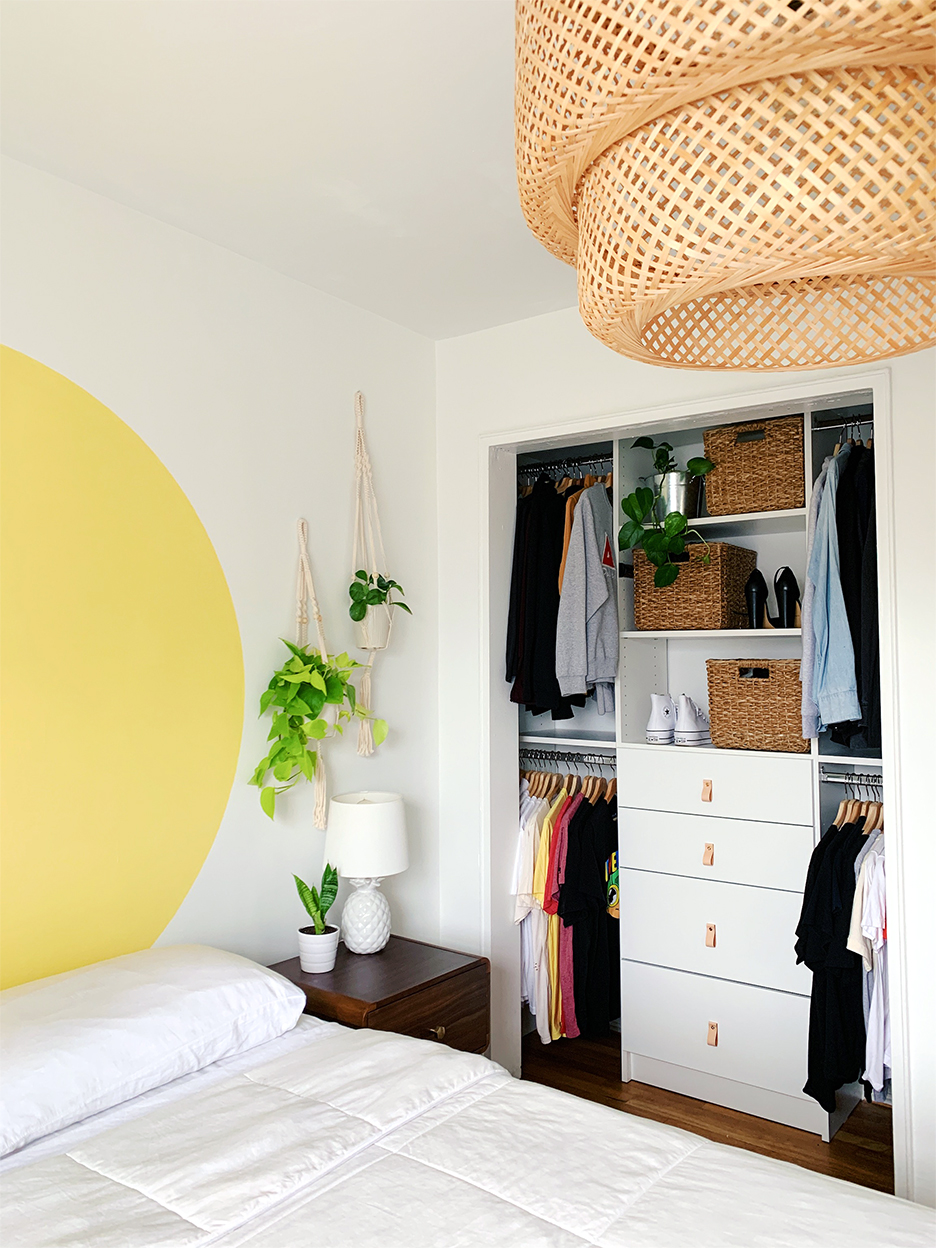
left=833, top=797, right=848, bottom=827
left=862, top=802, right=881, bottom=834
left=590, top=777, right=606, bottom=804
left=605, top=777, right=617, bottom=804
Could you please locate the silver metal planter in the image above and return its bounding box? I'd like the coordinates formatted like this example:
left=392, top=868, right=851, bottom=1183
left=653, top=472, right=701, bottom=521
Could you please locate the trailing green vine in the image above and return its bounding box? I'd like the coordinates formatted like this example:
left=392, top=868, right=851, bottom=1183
left=249, top=641, right=387, bottom=819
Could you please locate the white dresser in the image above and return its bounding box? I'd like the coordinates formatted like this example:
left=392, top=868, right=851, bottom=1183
left=617, top=746, right=828, bottom=1134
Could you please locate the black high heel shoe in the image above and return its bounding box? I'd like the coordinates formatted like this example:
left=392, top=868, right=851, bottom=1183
left=745, top=569, right=770, bottom=629
left=774, top=567, right=802, bottom=628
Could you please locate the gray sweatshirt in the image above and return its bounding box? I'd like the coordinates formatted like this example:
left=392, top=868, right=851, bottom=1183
left=555, top=483, right=619, bottom=713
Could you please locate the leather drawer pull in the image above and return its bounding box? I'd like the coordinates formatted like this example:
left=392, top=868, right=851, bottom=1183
left=705, top=923, right=716, bottom=948
left=701, top=779, right=713, bottom=802
left=707, top=1021, right=718, bottom=1047
left=702, top=843, right=715, bottom=866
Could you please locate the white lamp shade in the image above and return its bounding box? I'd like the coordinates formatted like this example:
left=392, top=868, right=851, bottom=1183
left=324, top=792, right=408, bottom=879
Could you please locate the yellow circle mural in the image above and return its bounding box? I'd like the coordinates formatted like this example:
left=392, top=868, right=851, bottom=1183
left=1, top=348, right=243, bottom=988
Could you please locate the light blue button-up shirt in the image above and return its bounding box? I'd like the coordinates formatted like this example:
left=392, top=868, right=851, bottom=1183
left=806, top=445, right=861, bottom=729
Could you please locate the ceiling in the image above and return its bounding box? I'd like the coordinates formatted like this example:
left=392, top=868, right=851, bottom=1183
left=0, top=0, right=577, bottom=339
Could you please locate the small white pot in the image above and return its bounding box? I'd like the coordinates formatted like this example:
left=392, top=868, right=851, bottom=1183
left=319, top=701, right=340, bottom=739
left=297, top=923, right=339, bottom=973
left=354, top=603, right=393, bottom=651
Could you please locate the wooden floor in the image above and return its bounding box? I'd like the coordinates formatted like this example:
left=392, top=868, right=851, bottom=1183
left=522, top=1031, right=894, bottom=1194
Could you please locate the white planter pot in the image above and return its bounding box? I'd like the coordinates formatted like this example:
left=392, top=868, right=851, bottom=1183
left=319, top=701, right=339, bottom=739
left=354, top=604, right=393, bottom=651
left=297, top=923, right=339, bottom=973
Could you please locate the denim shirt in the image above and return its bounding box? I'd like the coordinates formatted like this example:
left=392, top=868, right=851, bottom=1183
left=801, top=456, right=831, bottom=738
left=807, top=445, right=862, bottom=728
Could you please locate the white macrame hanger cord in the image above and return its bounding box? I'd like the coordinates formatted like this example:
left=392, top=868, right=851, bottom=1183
left=296, top=518, right=329, bottom=829
left=352, top=391, right=391, bottom=756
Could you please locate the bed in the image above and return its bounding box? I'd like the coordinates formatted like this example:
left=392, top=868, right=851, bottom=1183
left=1, top=946, right=932, bottom=1247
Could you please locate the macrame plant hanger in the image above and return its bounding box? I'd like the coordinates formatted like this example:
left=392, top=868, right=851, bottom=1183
left=352, top=391, right=391, bottom=757
left=295, top=518, right=330, bottom=830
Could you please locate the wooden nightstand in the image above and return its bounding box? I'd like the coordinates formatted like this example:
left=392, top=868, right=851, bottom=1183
left=269, top=935, right=490, bottom=1054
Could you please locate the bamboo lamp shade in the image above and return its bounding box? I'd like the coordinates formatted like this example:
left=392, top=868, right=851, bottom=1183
left=516, top=0, right=936, bottom=369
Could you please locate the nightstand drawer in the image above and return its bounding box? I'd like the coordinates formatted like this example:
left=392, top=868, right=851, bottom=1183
left=367, top=964, right=490, bottom=1053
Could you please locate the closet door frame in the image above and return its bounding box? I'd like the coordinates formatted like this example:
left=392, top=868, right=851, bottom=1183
left=479, top=369, right=913, bottom=1196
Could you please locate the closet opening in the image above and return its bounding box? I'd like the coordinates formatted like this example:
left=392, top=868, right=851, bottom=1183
left=485, top=374, right=905, bottom=1196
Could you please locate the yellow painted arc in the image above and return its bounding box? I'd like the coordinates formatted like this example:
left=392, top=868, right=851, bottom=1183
left=0, top=347, right=243, bottom=988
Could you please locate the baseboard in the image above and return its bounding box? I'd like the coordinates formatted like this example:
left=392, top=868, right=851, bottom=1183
left=623, top=1052, right=831, bottom=1136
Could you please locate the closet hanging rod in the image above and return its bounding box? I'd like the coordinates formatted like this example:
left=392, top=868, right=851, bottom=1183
left=819, top=768, right=883, bottom=786
left=520, top=748, right=616, bottom=767
left=518, top=452, right=613, bottom=476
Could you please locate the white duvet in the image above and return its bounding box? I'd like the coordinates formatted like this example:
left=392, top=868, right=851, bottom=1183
left=2, top=1016, right=932, bottom=1248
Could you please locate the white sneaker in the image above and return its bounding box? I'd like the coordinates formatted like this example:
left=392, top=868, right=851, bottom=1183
left=646, top=694, right=675, bottom=744
left=674, top=695, right=712, bottom=746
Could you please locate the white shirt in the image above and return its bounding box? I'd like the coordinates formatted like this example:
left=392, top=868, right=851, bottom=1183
left=847, top=840, right=883, bottom=972
left=861, top=850, right=889, bottom=1091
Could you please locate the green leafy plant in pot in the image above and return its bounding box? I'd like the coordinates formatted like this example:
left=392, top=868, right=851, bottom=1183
left=294, top=864, right=340, bottom=973
left=250, top=641, right=387, bottom=820
left=348, top=571, right=411, bottom=651
left=619, top=437, right=715, bottom=588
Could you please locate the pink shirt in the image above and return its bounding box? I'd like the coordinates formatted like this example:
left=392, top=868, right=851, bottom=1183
left=550, top=794, right=583, bottom=1038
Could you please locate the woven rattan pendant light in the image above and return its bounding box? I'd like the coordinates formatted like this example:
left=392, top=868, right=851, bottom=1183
left=516, top=0, right=936, bottom=369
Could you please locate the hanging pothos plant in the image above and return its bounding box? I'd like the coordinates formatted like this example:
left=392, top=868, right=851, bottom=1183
left=249, top=641, right=387, bottom=819
left=347, top=571, right=412, bottom=622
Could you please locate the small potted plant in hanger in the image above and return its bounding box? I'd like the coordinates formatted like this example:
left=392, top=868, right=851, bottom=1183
left=294, top=864, right=340, bottom=973
left=347, top=571, right=412, bottom=651
left=250, top=641, right=387, bottom=819
left=619, top=437, right=716, bottom=588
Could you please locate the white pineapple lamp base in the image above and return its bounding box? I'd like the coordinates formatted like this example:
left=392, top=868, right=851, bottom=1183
left=324, top=792, right=408, bottom=956
left=340, top=878, right=392, bottom=954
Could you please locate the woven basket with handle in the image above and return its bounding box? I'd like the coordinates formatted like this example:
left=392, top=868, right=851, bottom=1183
left=706, top=658, right=809, bottom=753
left=633, top=543, right=756, bottom=631
left=703, top=416, right=805, bottom=516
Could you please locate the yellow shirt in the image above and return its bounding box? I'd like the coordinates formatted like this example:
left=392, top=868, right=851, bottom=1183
left=533, top=790, right=567, bottom=1040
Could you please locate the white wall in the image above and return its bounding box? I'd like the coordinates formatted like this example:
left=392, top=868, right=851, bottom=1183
left=1, top=157, right=440, bottom=961
left=435, top=307, right=935, bottom=1204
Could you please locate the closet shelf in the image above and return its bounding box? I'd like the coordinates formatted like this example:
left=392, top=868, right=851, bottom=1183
left=616, top=740, right=813, bottom=762
left=519, top=732, right=615, bottom=748
left=670, top=507, right=808, bottom=538
left=620, top=628, right=801, bottom=640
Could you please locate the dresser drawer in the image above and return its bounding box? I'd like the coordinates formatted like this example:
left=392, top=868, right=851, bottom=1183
left=620, top=870, right=809, bottom=995
left=366, top=964, right=490, bottom=1053
left=617, top=747, right=813, bottom=825
left=621, top=960, right=811, bottom=1101
left=619, top=808, right=813, bottom=892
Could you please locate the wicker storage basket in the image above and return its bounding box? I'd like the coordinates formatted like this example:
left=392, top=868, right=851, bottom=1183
left=706, top=659, right=809, bottom=754
left=634, top=543, right=756, bottom=631
left=703, top=416, right=805, bottom=516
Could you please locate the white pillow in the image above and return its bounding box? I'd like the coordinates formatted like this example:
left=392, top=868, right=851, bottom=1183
left=0, top=944, right=306, bottom=1156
